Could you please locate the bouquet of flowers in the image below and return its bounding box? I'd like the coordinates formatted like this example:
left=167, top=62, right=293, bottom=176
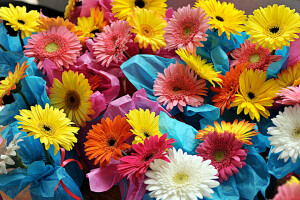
left=0, top=0, right=300, bottom=199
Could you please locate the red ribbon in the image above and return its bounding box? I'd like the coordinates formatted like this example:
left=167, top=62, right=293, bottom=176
left=55, top=148, right=83, bottom=200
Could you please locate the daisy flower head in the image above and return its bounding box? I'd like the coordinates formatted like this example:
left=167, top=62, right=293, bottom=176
left=231, top=68, right=280, bottom=122
left=268, top=104, right=300, bottom=163
left=93, top=20, right=133, bottom=67
left=195, top=0, right=246, bottom=39
left=145, top=148, right=219, bottom=199
left=0, top=4, right=40, bottom=39
left=24, top=25, right=82, bottom=71
left=277, top=86, right=300, bottom=105
left=15, top=104, right=79, bottom=155
left=273, top=179, right=300, bottom=200
left=153, top=62, right=207, bottom=112
left=211, top=63, right=246, bottom=115
left=128, top=7, right=167, bottom=52
left=0, top=62, right=29, bottom=105
left=111, top=0, right=167, bottom=20
left=276, top=62, right=300, bottom=87
left=84, top=116, right=132, bottom=167
left=245, top=4, right=300, bottom=51
left=64, top=0, right=80, bottom=19
left=118, top=134, right=175, bottom=181
left=126, top=108, right=162, bottom=144
left=230, top=39, right=282, bottom=71
left=196, top=131, right=248, bottom=182
left=196, top=119, right=259, bottom=145
left=49, top=70, right=95, bottom=127
left=176, top=48, right=222, bottom=87
left=164, top=5, right=210, bottom=54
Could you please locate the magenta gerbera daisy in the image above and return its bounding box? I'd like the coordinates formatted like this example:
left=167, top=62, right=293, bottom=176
left=93, top=20, right=133, bottom=67
left=24, top=25, right=82, bottom=71
left=153, top=62, right=207, bottom=112
left=164, top=5, right=209, bottom=54
left=118, top=133, right=175, bottom=181
left=230, top=39, right=281, bottom=71
left=196, top=131, right=248, bottom=183
left=277, top=85, right=300, bottom=105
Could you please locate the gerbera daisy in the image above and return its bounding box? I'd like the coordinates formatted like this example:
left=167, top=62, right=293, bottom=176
left=153, top=62, right=207, bottom=112
left=126, top=108, right=162, bottom=144
left=93, top=20, right=132, bottom=67
left=196, top=119, right=259, bottom=145
left=245, top=4, right=300, bottom=51
left=176, top=48, right=222, bottom=86
left=128, top=7, right=167, bottom=52
left=111, top=0, right=167, bottom=20
left=0, top=62, right=29, bottom=105
left=24, top=25, right=82, bottom=71
left=145, top=148, right=219, bottom=199
left=268, top=104, right=300, bottom=163
left=277, top=86, right=300, bottom=105
left=276, top=62, right=300, bottom=87
left=0, top=4, right=40, bottom=39
left=231, top=68, right=279, bottom=121
left=84, top=116, right=132, bottom=167
left=64, top=0, right=81, bottom=19
left=195, top=0, right=246, bottom=39
left=15, top=104, right=79, bottom=155
left=49, top=70, right=95, bottom=127
left=164, top=5, right=209, bottom=54
left=211, top=63, right=246, bottom=115
left=273, top=180, right=300, bottom=200
left=196, top=131, right=247, bottom=183
left=118, top=134, right=175, bottom=181
left=230, top=39, right=282, bottom=71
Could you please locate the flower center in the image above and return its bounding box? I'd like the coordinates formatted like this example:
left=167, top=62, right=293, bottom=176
left=173, top=87, right=182, bottom=92
left=215, top=16, right=224, bottom=22
left=248, top=92, right=255, bottom=100
left=183, top=27, right=192, bottom=36
left=45, top=43, right=59, bottom=53
left=249, top=54, right=260, bottom=63
left=65, top=90, right=81, bottom=109
left=140, top=24, right=155, bottom=38
left=143, top=130, right=150, bottom=138
left=108, top=138, right=116, bottom=146
left=269, top=26, right=280, bottom=34
left=214, top=151, right=225, bottom=161
left=135, top=0, right=145, bottom=8
left=39, top=123, right=55, bottom=136
left=144, top=152, right=154, bottom=161
left=75, top=1, right=82, bottom=7
left=18, top=20, right=25, bottom=25
left=173, top=172, right=189, bottom=184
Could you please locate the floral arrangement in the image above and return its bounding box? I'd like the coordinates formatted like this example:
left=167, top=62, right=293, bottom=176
left=0, top=0, right=300, bottom=199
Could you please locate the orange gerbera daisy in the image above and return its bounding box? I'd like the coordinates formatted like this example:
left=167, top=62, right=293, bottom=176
left=196, top=119, right=259, bottom=145
left=84, top=116, right=132, bottom=167
left=276, top=62, right=300, bottom=87
left=211, top=63, right=247, bottom=115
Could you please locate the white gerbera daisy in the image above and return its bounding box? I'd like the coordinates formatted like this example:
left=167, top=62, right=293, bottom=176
left=268, top=104, right=300, bottom=163
left=144, top=148, right=219, bottom=200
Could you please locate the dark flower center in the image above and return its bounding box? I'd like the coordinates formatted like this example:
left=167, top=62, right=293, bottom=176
left=43, top=125, right=51, bottom=132
left=65, top=90, right=81, bottom=109
left=144, top=152, right=154, bottom=161
left=108, top=138, right=116, bottom=146
left=270, top=27, right=280, bottom=34
left=18, top=20, right=25, bottom=25
left=248, top=92, right=255, bottom=99
left=144, top=131, right=150, bottom=138
left=173, top=87, right=182, bottom=92
left=91, top=29, right=100, bottom=35
left=135, top=0, right=145, bottom=8
left=215, top=16, right=224, bottom=22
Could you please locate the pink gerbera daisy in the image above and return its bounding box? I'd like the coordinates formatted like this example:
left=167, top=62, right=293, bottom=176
left=153, top=62, right=207, bottom=112
left=118, top=133, right=175, bottom=181
left=273, top=182, right=300, bottom=200
left=164, top=5, right=209, bottom=54
left=93, top=20, right=132, bottom=67
left=24, top=25, right=82, bottom=71
left=196, top=131, right=248, bottom=183
left=230, top=39, right=281, bottom=71
left=277, top=85, right=300, bottom=105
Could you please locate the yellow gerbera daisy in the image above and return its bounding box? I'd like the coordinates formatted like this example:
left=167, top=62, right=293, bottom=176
left=15, top=104, right=79, bottom=155
left=231, top=68, right=280, bottom=122
left=276, top=62, right=300, bottom=87
left=0, top=62, right=29, bottom=105
left=111, top=0, right=167, bottom=20
left=196, top=119, right=259, bottom=145
left=245, top=4, right=300, bottom=51
left=49, top=71, right=95, bottom=127
left=0, top=4, right=40, bottom=39
left=128, top=8, right=166, bottom=52
left=176, top=48, right=222, bottom=87
left=195, top=0, right=246, bottom=39
left=126, top=108, right=162, bottom=144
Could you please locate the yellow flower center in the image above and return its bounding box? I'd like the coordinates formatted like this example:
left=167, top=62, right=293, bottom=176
left=135, top=0, right=145, bottom=8
left=65, top=90, right=81, bottom=109
left=140, top=24, right=155, bottom=38
left=184, top=27, right=192, bottom=36
left=249, top=54, right=260, bottom=63
left=293, top=128, right=300, bottom=137
left=173, top=172, right=189, bottom=184
left=45, top=43, right=59, bottom=53
left=214, top=151, right=225, bottom=161
left=38, top=123, right=56, bottom=136
left=173, top=87, right=182, bottom=92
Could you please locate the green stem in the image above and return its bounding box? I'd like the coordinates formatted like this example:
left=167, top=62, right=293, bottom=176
left=18, top=90, right=30, bottom=109
left=123, top=51, right=131, bottom=60
left=18, top=30, right=25, bottom=51
left=42, top=143, right=52, bottom=165
left=122, top=150, right=128, bottom=157
left=0, top=43, right=8, bottom=51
